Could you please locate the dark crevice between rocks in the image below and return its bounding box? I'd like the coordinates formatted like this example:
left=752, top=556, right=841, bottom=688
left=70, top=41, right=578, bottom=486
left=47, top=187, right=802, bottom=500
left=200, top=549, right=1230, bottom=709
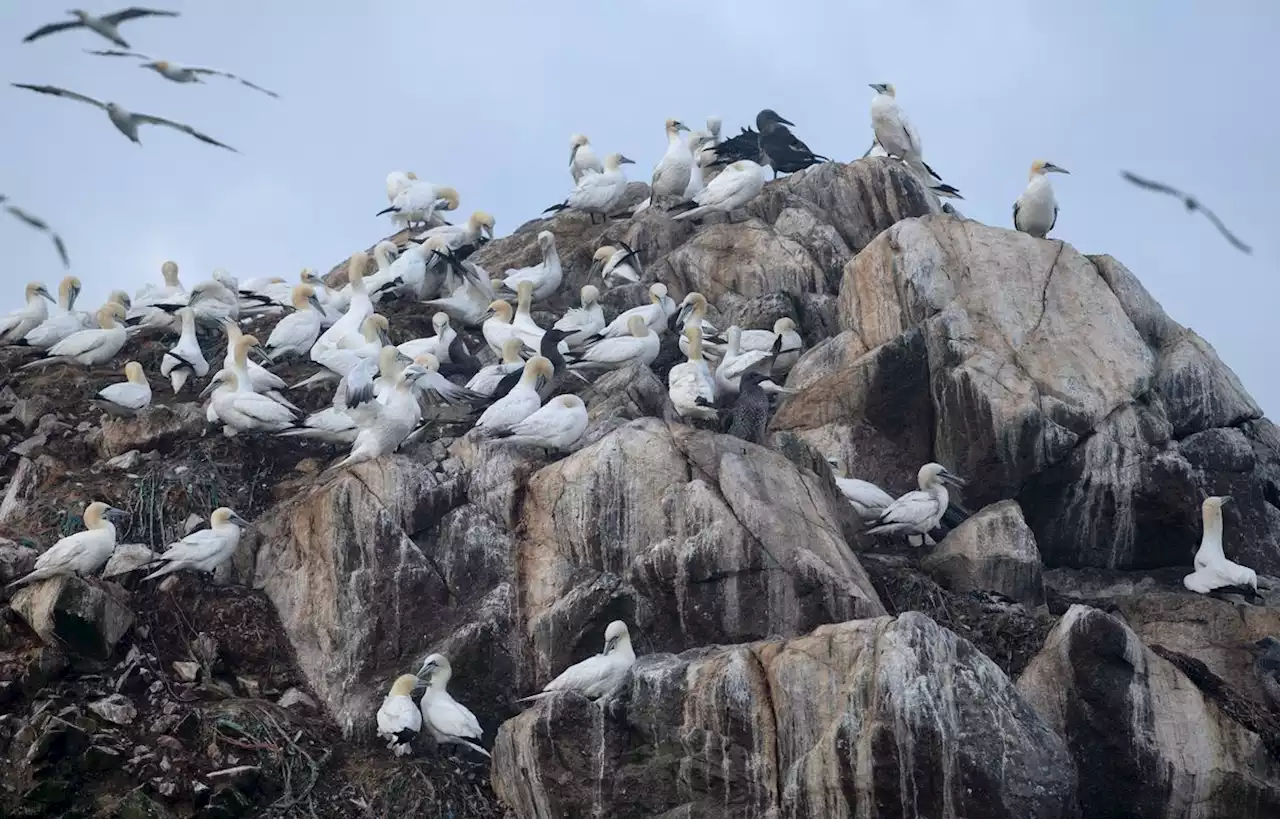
left=1150, top=644, right=1280, bottom=762
left=744, top=646, right=785, bottom=816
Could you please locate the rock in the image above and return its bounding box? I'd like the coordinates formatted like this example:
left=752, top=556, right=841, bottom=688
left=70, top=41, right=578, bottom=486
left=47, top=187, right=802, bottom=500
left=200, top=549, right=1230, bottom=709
left=11, top=396, right=53, bottom=430
left=9, top=575, right=134, bottom=659
left=206, top=765, right=260, bottom=789
left=83, top=744, right=124, bottom=770
left=102, top=543, right=159, bottom=579
left=98, top=403, right=206, bottom=459
left=276, top=688, right=315, bottom=712
left=921, top=500, right=1045, bottom=606
left=235, top=676, right=260, bottom=698
left=172, top=661, right=200, bottom=682
left=22, top=778, right=71, bottom=808
left=0, top=537, right=38, bottom=584
left=106, top=449, right=142, bottom=470
left=493, top=613, right=1076, bottom=819
left=1017, top=605, right=1280, bottom=817
left=116, top=791, right=174, bottom=819
left=88, top=693, right=138, bottom=725
left=0, top=456, right=45, bottom=525
left=10, top=432, right=47, bottom=458
left=24, top=716, right=89, bottom=763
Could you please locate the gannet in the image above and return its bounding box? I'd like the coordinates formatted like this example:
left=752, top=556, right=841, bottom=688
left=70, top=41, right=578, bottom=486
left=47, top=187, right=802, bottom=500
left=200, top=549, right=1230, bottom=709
left=672, top=159, right=766, bottom=223
left=507, top=280, right=568, bottom=356
left=481, top=299, right=518, bottom=355
left=22, top=8, right=177, bottom=48
left=237, top=276, right=293, bottom=313
left=569, top=133, right=603, bottom=183
left=1120, top=171, right=1252, bottom=255
left=158, top=307, right=208, bottom=394
left=552, top=286, right=606, bottom=349
left=20, top=276, right=82, bottom=349
left=333, top=347, right=428, bottom=469
left=1014, top=160, right=1070, bottom=239
left=7, top=501, right=128, bottom=588
left=409, top=353, right=484, bottom=405
left=713, top=326, right=779, bottom=397
left=313, top=252, right=373, bottom=355
left=143, top=507, right=249, bottom=581
left=93, top=361, right=151, bottom=416
left=212, top=368, right=300, bottom=436
left=650, top=119, right=694, bottom=201
left=376, top=674, right=424, bottom=756
left=415, top=210, right=496, bottom=254
left=731, top=318, right=803, bottom=374
left=423, top=249, right=495, bottom=328
left=489, top=394, right=587, bottom=452
left=592, top=244, right=641, bottom=289
left=675, top=293, right=720, bottom=357
left=694, top=116, right=723, bottom=168
left=263, top=285, right=325, bottom=360
left=385, top=170, right=418, bottom=203
left=668, top=326, right=718, bottom=420
left=544, top=153, right=636, bottom=224
left=158, top=278, right=240, bottom=328
left=727, top=373, right=772, bottom=444
left=21, top=302, right=127, bottom=369
left=865, top=462, right=966, bottom=546
left=416, top=654, right=490, bottom=758
left=825, top=456, right=896, bottom=522
left=501, top=231, right=562, bottom=302
left=1, top=282, right=54, bottom=344
left=682, top=131, right=712, bottom=201
left=84, top=50, right=279, bottom=97
left=569, top=315, right=660, bottom=372
left=214, top=322, right=299, bottom=411
left=13, top=84, right=236, bottom=151
left=519, top=621, right=636, bottom=704
left=1183, top=496, right=1259, bottom=594
left=128, top=260, right=185, bottom=329
left=597, top=283, right=672, bottom=339
left=278, top=345, right=389, bottom=442
left=399, top=312, right=456, bottom=362
left=377, top=182, right=460, bottom=231
left=755, top=109, right=828, bottom=178
left=299, top=270, right=340, bottom=327
left=869, top=83, right=955, bottom=192
left=476, top=356, right=553, bottom=435
left=464, top=341, right=523, bottom=398
left=1, top=195, right=70, bottom=267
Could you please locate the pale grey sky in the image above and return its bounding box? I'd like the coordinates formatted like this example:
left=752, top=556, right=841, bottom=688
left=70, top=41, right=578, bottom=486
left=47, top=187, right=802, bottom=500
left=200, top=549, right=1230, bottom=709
left=3, top=1, right=1276, bottom=414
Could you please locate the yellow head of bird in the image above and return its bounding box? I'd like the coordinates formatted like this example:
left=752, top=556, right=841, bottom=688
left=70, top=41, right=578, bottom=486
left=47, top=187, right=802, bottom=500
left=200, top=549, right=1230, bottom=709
left=570, top=133, right=590, bottom=148
left=593, top=246, right=616, bottom=263
left=347, top=251, right=369, bottom=283
left=627, top=314, right=648, bottom=337
left=470, top=211, right=496, bottom=239
left=436, top=186, right=461, bottom=211
left=123, top=361, right=146, bottom=384
left=500, top=337, right=524, bottom=363
left=486, top=300, right=513, bottom=321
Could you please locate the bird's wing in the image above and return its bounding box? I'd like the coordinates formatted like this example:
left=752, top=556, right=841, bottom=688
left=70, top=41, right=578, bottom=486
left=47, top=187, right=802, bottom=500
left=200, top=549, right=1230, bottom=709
left=236, top=394, right=296, bottom=423
left=836, top=478, right=896, bottom=511
left=11, top=83, right=106, bottom=109
left=1012, top=201, right=1021, bottom=228
left=49, top=328, right=103, bottom=357
left=187, top=68, right=279, bottom=98
left=22, top=20, right=84, bottom=42
left=376, top=695, right=421, bottom=735
left=342, top=359, right=379, bottom=409
left=1195, top=205, right=1252, bottom=254
left=3, top=204, right=70, bottom=267
left=133, top=114, right=238, bottom=151
left=99, top=382, right=148, bottom=408
left=101, top=7, right=181, bottom=25
left=876, top=490, right=937, bottom=527
left=84, top=48, right=151, bottom=60
left=31, top=532, right=92, bottom=570
left=544, top=655, right=607, bottom=693
left=424, top=696, right=483, bottom=741
left=1120, top=170, right=1188, bottom=199
left=505, top=404, right=572, bottom=439
left=553, top=307, right=593, bottom=332
left=159, top=529, right=223, bottom=561
left=900, top=112, right=924, bottom=156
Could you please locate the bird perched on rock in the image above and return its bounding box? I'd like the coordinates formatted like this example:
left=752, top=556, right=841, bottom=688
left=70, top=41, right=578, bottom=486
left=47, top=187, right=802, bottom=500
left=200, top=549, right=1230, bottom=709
left=0, top=281, right=54, bottom=344
left=1183, top=496, right=1259, bottom=596
left=591, top=243, right=642, bottom=289
left=568, top=133, right=603, bottom=183
left=865, top=462, right=967, bottom=546
left=727, top=372, right=772, bottom=445
left=489, top=394, right=588, bottom=452
left=519, top=620, right=636, bottom=704
left=671, top=160, right=766, bottom=223
left=475, top=356, right=553, bottom=435
left=1248, top=637, right=1280, bottom=710
left=143, top=507, right=250, bottom=581
left=12, top=84, right=237, bottom=151
left=650, top=118, right=694, bottom=201
left=868, top=84, right=960, bottom=197
left=95, top=361, right=152, bottom=416
left=1120, top=171, right=1252, bottom=254
left=22, top=8, right=178, bottom=48
left=544, top=153, right=635, bottom=224
left=22, top=302, right=128, bottom=369
left=7, top=502, right=128, bottom=588
left=755, top=109, right=828, bottom=178
left=668, top=326, right=717, bottom=420
left=1014, top=160, right=1070, bottom=239
left=500, top=231, right=562, bottom=302
left=417, top=654, right=489, bottom=758
left=826, top=456, right=896, bottom=522
left=23, top=276, right=85, bottom=350
left=376, top=674, right=424, bottom=757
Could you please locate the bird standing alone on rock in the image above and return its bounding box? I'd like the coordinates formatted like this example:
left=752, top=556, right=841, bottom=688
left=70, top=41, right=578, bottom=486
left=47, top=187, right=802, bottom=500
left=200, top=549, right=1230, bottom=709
left=7, top=502, right=129, bottom=588
left=1014, top=160, right=1069, bottom=239
left=519, top=621, right=636, bottom=704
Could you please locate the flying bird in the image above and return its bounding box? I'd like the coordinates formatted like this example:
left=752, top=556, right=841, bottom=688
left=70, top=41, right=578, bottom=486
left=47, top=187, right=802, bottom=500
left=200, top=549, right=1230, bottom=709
left=12, top=84, right=237, bottom=152
left=0, top=195, right=69, bottom=267
left=22, top=8, right=178, bottom=49
left=84, top=50, right=280, bottom=98
left=1120, top=171, right=1252, bottom=254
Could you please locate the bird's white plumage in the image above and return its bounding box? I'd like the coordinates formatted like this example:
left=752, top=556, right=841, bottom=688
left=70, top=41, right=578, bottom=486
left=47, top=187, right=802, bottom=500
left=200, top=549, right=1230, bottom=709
left=493, top=395, right=587, bottom=450
left=160, top=307, right=209, bottom=393
left=553, top=287, right=605, bottom=349
left=650, top=120, right=694, bottom=199
left=668, top=328, right=717, bottom=420
left=672, top=160, right=766, bottom=221
left=523, top=621, right=636, bottom=703
left=476, top=358, right=550, bottom=435
left=7, top=503, right=119, bottom=588
left=376, top=693, right=421, bottom=756
left=501, top=231, right=562, bottom=302
left=1183, top=497, right=1258, bottom=593
left=143, top=508, right=244, bottom=580
left=418, top=654, right=488, bottom=757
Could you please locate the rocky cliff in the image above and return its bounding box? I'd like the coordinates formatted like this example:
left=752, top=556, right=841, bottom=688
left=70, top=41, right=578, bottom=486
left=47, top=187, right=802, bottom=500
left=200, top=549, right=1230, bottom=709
left=2, top=156, right=1278, bottom=818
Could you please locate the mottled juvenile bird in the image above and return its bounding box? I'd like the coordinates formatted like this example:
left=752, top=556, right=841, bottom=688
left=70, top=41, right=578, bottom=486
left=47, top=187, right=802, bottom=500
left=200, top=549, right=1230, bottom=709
left=727, top=372, right=772, bottom=444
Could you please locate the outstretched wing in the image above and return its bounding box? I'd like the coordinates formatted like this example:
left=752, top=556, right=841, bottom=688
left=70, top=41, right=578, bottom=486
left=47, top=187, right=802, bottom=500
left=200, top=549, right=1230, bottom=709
left=133, top=114, right=238, bottom=151
left=188, top=67, right=280, bottom=98
left=101, top=8, right=180, bottom=25
left=1120, top=170, right=1188, bottom=200
left=3, top=201, right=70, bottom=267
left=84, top=48, right=152, bottom=60
left=1122, top=170, right=1251, bottom=254
left=22, top=20, right=83, bottom=43
left=1196, top=206, right=1252, bottom=254
left=11, top=83, right=106, bottom=109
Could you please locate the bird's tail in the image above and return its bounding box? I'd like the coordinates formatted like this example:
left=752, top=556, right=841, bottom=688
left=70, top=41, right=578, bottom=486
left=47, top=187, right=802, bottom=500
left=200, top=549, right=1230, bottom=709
left=6, top=568, right=52, bottom=588
left=18, top=356, right=70, bottom=371
left=288, top=371, right=335, bottom=391
left=516, top=691, right=556, bottom=705
left=266, top=391, right=304, bottom=415
left=542, top=202, right=570, bottom=214
left=141, top=560, right=177, bottom=582
left=930, top=183, right=964, bottom=200
left=457, top=739, right=492, bottom=759
left=375, top=206, right=397, bottom=216
left=671, top=205, right=706, bottom=222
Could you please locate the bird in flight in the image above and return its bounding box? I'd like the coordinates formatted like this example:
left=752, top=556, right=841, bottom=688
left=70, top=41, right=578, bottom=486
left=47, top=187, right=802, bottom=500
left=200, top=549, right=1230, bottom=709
left=1120, top=171, right=1252, bottom=255
left=84, top=50, right=280, bottom=98
left=1, top=195, right=69, bottom=267
left=12, top=84, right=238, bottom=152
left=22, top=7, right=178, bottom=49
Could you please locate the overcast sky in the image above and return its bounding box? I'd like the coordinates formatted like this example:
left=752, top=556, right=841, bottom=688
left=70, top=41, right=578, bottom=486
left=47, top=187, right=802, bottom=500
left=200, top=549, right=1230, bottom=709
left=2, top=1, right=1276, bottom=415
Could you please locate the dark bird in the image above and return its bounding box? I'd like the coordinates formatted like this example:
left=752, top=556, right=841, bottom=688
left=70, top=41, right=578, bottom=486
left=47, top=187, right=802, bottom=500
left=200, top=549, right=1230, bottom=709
left=756, top=110, right=828, bottom=178
left=1249, top=636, right=1280, bottom=711
left=1, top=195, right=69, bottom=267
left=84, top=50, right=279, bottom=98
left=710, top=125, right=762, bottom=166
left=12, top=84, right=237, bottom=152
left=1121, top=171, right=1252, bottom=254
left=727, top=372, right=773, bottom=444
left=23, top=8, right=178, bottom=49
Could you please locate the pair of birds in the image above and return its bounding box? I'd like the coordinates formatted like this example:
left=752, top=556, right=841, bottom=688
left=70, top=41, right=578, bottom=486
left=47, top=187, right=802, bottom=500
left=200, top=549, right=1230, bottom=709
left=376, top=621, right=635, bottom=759
left=7, top=502, right=250, bottom=588
left=830, top=459, right=967, bottom=546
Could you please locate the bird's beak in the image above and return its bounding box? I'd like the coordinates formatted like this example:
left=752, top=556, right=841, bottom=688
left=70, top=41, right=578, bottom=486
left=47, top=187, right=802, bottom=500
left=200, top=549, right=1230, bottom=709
left=618, top=155, right=636, bottom=165
left=482, top=225, right=495, bottom=240
left=676, top=304, right=692, bottom=325
left=411, top=676, right=429, bottom=690
left=104, top=507, right=131, bottom=522
left=37, top=286, right=55, bottom=302
left=307, top=294, right=325, bottom=313
left=1221, top=495, right=1234, bottom=505
left=870, top=84, right=887, bottom=94
left=377, top=329, right=391, bottom=346
left=605, top=636, right=620, bottom=653
left=1045, top=163, right=1070, bottom=175
left=674, top=121, right=690, bottom=133
left=70, top=283, right=82, bottom=303
left=776, top=114, right=795, bottom=127
left=229, top=512, right=252, bottom=528
left=198, top=379, right=219, bottom=399
left=939, top=471, right=967, bottom=488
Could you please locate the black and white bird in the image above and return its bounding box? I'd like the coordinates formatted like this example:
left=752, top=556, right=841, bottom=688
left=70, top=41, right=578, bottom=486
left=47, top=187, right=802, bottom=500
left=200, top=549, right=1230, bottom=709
left=1014, top=161, right=1070, bottom=239
left=22, top=7, right=178, bottom=48
left=727, top=372, right=772, bottom=445
left=84, top=50, right=279, bottom=98
left=12, top=84, right=237, bottom=151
